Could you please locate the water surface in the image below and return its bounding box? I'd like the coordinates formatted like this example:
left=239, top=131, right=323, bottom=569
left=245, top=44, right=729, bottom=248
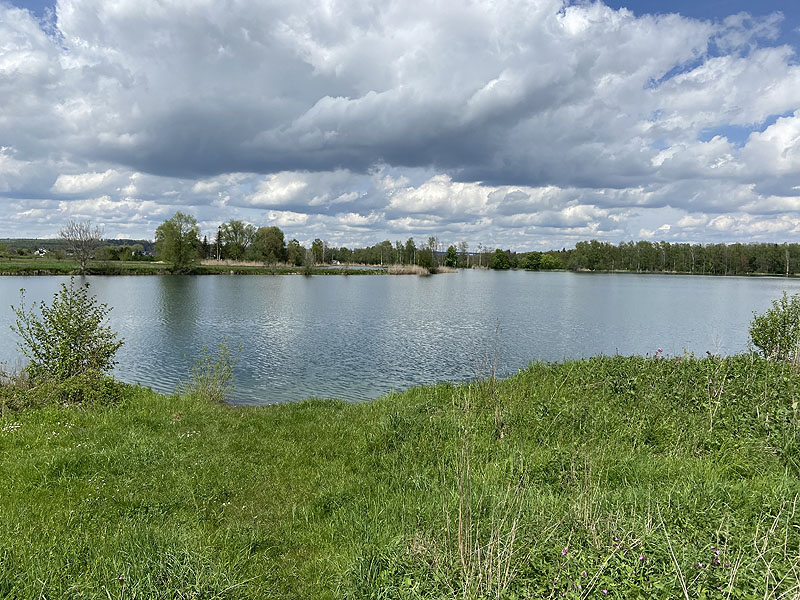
left=1, top=271, right=798, bottom=404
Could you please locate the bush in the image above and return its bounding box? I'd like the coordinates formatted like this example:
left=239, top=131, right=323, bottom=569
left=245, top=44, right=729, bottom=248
left=10, top=278, right=124, bottom=383
left=2, top=372, right=126, bottom=410
left=749, top=292, right=800, bottom=361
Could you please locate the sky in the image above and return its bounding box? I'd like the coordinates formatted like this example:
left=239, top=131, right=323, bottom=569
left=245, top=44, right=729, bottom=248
left=1, top=0, right=799, bottom=250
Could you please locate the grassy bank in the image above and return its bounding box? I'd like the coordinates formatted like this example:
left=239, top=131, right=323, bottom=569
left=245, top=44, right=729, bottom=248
left=0, top=257, right=384, bottom=276
left=1, top=355, right=799, bottom=598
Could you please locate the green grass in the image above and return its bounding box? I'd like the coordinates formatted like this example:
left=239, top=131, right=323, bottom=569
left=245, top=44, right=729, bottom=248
left=0, top=257, right=383, bottom=276
left=1, top=355, right=799, bottom=598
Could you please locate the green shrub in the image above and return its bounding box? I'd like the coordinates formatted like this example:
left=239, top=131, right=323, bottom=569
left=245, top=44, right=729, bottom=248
left=1, top=371, right=126, bottom=410
left=10, top=278, right=123, bottom=384
left=749, top=292, right=800, bottom=361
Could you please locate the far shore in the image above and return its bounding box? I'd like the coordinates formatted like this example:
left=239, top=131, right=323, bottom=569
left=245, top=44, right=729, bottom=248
left=1, top=255, right=796, bottom=278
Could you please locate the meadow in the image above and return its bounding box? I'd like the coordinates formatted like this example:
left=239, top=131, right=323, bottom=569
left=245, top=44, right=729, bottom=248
left=1, top=353, right=798, bottom=598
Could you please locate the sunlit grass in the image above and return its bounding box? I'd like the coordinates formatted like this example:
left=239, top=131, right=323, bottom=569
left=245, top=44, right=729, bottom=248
left=0, top=354, right=798, bottom=598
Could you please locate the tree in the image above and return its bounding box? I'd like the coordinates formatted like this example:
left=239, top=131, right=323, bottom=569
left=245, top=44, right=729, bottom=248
left=749, top=292, right=800, bottom=362
left=311, top=239, right=324, bottom=264
left=11, top=278, right=123, bottom=383
left=404, top=238, right=416, bottom=265
left=154, top=212, right=200, bottom=272
left=539, top=254, right=562, bottom=270
left=417, top=248, right=435, bottom=272
left=219, top=220, right=256, bottom=260
left=491, top=248, right=512, bottom=270
left=253, top=226, right=286, bottom=264
left=59, top=220, right=103, bottom=273
left=522, top=251, right=542, bottom=270
left=427, top=236, right=439, bottom=267
left=445, top=245, right=458, bottom=268
left=287, top=239, right=304, bottom=266
left=458, top=241, right=469, bottom=267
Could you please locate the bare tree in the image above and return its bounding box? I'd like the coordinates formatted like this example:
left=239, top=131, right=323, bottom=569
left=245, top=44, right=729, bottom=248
left=59, top=220, right=103, bottom=273
left=458, top=241, right=469, bottom=267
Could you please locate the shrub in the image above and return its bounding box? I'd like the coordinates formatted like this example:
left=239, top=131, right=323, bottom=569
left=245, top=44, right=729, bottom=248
left=749, top=292, right=800, bottom=362
left=10, top=278, right=124, bottom=383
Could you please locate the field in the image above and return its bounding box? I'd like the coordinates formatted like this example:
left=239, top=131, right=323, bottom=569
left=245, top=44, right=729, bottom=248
left=0, top=354, right=798, bottom=598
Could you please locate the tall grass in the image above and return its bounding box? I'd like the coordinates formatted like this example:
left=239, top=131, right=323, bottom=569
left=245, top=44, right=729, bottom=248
left=388, top=264, right=430, bottom=275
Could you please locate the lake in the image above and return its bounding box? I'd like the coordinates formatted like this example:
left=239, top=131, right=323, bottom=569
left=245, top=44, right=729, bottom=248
left=1, top=271, right=799, bottom=405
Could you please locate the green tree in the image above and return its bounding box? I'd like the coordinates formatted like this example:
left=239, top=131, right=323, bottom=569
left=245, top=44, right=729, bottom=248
left=491, top=249, right=511, bottom=270
left=253, top=226, right=286, bottom=264
left=539, top=254, right=562, bottom=270
left=219, top=220, right=256, bottom=260
left=11, top=278, right=123, bottom=383
left=749, top=292, right=800, bottom=361
left=522, top=251, right=542, bottom=270
left=154, top=212, right=200, bottom=272
left=445, top=245, right=458, bottom=268
left=417, top=248, right=435, bottom=272
left=404, top=238, right=416, bottom=265
left=287, top=239, right=304, bottom=266
left=311, top=239, right=324, bottom=264
left=378, top=240, right=393, bottom=265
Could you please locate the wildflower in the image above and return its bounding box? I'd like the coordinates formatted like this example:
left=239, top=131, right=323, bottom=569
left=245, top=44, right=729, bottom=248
left=657, top=348, right=663, bottom=354
left=561, top=547, right=568, bottom=556
left=697, top=562, right=703, bottom=568
left=581, top=570, right=587, bottom=577
left=602, top=590, right=608, bottom=595
left=639, top=554, right=646, bottom=561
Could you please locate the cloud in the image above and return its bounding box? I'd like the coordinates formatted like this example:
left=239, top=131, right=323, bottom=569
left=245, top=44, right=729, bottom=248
left=51, top=169, right=118, bottom=194
left=0, top=0, right=798, bottom=248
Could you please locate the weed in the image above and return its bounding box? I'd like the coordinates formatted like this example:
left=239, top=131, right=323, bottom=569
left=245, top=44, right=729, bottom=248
left=180, top=342, right=238, bottom=403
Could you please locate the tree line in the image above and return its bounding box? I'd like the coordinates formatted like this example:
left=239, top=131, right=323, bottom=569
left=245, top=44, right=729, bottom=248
left=29, top=214, right=800, bottom=277
left=152, top=212, right=571, bottom=273
left=562, top=239, right=800, bottom=276
left=150, top=213, right=800, bottom=276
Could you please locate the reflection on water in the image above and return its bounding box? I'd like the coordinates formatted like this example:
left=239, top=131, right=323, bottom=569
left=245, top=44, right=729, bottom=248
left=1, top=271, right=800, bottom=405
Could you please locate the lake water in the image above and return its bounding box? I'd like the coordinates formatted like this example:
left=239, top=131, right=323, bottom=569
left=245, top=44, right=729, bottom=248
left=1, top=271, right=799, bottom=405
